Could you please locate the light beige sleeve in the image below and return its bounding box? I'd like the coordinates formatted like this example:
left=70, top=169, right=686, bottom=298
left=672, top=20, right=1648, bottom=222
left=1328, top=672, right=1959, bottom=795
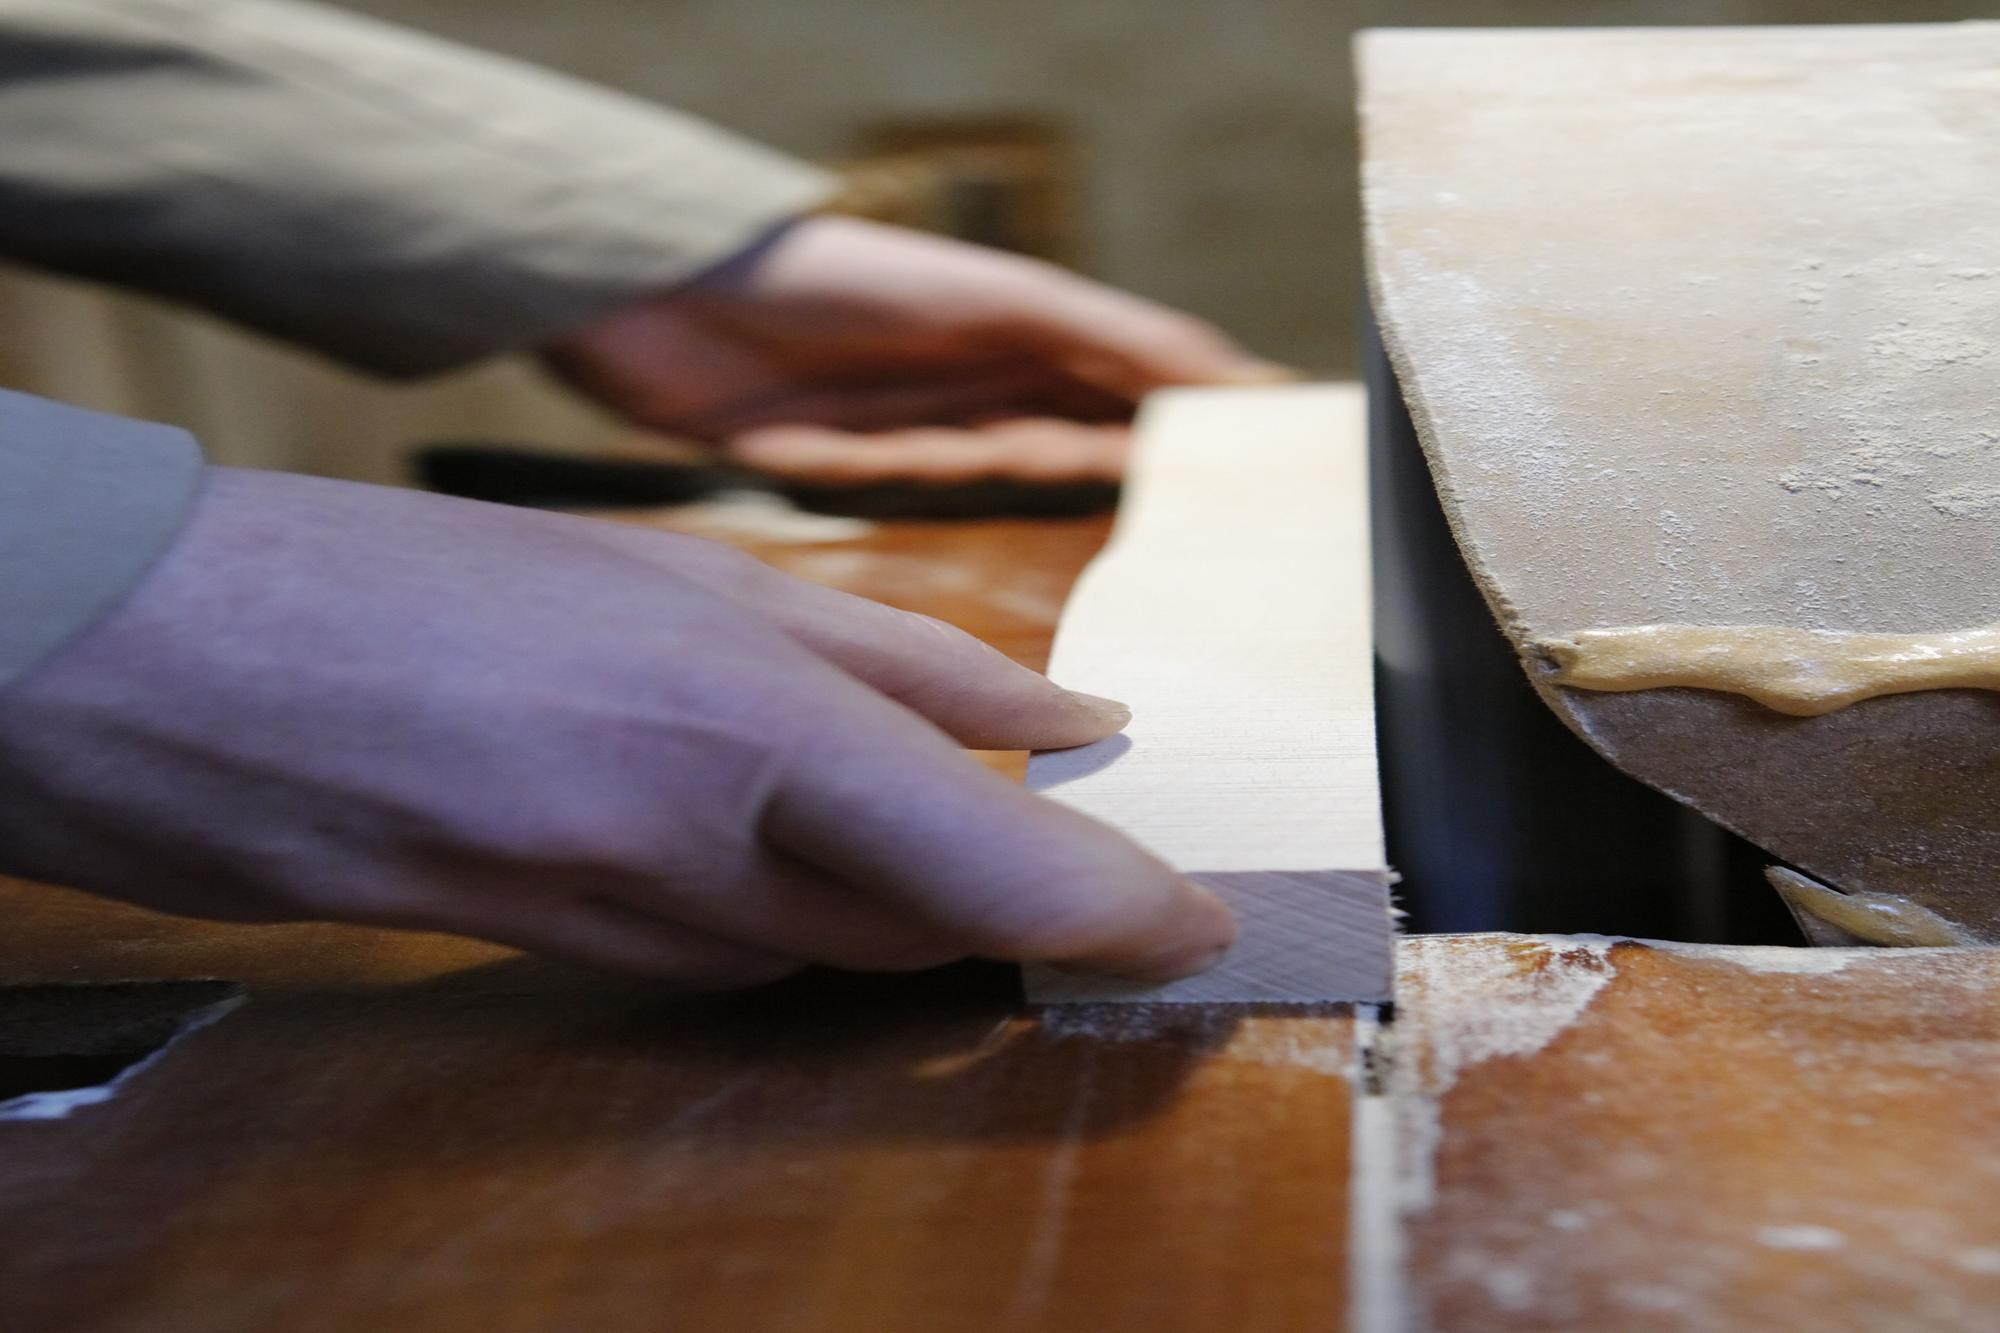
left=0, top=0, right=836, bottom=376
left=0, top=0, right=835, bottom=689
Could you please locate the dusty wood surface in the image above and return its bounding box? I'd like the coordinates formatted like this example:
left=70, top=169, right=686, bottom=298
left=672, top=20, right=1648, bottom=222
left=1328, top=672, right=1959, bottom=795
left=0, top=505, right=1356, bottom=1333
left=1393, top=935, right=2000, bottom=1331
left=1027, top=387, right=1393, bottom=1003
left=1360, top=25, right=2000, bottom=937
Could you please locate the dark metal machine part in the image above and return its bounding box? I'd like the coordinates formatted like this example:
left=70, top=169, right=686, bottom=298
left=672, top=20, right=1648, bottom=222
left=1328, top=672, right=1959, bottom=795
left=1365, top=319, right=1796, bottom=943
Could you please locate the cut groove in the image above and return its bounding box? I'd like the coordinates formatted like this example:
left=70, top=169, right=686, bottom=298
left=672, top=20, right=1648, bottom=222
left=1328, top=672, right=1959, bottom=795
left=0, top=981, right=244, bottom=1120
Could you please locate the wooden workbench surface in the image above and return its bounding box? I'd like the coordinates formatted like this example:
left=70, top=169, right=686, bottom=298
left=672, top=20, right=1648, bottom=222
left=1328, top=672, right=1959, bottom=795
left=4, top=503, right=1997, bottom=1330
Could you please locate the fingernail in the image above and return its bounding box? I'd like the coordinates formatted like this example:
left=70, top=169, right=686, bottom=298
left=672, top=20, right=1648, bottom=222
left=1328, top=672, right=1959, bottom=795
left=1119, top=883, right=1238, bottom=981
left=1065, top=690, right=1132, bottom=729
left=1119, top=938, right=1234, bottom=984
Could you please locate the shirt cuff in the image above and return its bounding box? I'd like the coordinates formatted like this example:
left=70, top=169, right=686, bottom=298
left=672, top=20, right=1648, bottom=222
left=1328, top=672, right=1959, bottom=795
left=0, top=390, right=205, bottom=693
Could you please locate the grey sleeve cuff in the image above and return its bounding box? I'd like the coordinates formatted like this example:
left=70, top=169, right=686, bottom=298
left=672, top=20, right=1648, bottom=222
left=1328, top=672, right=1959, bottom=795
left=0, top=390, right=205, bottom=693
left=0, top=0, right=838, bottom=377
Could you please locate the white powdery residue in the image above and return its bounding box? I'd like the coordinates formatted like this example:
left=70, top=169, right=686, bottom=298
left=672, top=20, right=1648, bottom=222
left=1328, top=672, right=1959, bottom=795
left=1348, top=1006, right=1407, bottom=1333
left=1390, top=935, right=1619, bottom=1214
left=1655, top=508, right=1701, bottom=615
left=1920, top=428, right=2000, bottom=460
left=1402, top=265, right=1575, bottom=523
left=1866, top=324, right=1993, bottom=370
left=1480, top=1264, right=1535, bottom=1312
left=1777, top=464, right=1844, bottom=499
left=1045, top=1006, right=1350, bottom=1077
left=0, top=993, right=246, bottom=1122
left=1929, top=484, right=2000, bottom=520
left=1953, top=1247, right=2000, bottom=1275
left=1232, top=1023, right=1351, bottom=1077
left=1640, top=940, right=1859, bottom=975
left=1778, top=437, right=1928, bottom=501
left=1758, top=1224, right=1847, bottom=1252
left=1036, top=1003, right=1237, bottom=1048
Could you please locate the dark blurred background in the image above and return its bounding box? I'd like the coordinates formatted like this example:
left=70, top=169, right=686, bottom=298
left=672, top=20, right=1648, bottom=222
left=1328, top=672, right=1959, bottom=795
left=2, top=0, right=1989, bottom=484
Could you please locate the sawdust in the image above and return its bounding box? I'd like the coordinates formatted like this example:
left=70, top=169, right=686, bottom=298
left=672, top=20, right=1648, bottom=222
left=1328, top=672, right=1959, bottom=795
left=1757, top=1224, right=1848, bottom=1251
left=1037, top=1003, right=1352, bottom=1076
left=1929, top=484, right=2000, bottom=519
left=1641, top=939, right=1861, bottom=974
left=1954, top=1248, right=2000, bottom=1275
left=1865, top=324, right=1994, bottom=370
left=1389, top=935, right=1619, bottom=1214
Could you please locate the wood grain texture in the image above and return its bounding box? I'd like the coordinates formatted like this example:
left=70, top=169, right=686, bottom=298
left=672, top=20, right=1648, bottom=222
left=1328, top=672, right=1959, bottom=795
left=1024, top=386, right=1395, bottom=1003
left=1360, top=25, right=2000, bottom=938
left=0, top=881, right=1363, bottom=1333
left=1393, top=935, right=2000, bottom=1331
left=10, top=884, right=2000, bottom=1329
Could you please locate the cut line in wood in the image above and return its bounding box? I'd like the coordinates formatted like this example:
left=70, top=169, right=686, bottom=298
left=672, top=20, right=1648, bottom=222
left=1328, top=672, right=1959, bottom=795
left=1022, top=385, right=1396, bottom=1004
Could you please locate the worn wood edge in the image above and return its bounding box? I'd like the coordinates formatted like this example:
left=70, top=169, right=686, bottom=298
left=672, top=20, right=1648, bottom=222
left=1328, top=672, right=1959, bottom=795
left=1356, top=29, right=1531, bottom=646
left=1023, top=385, right=1396, bottom=1004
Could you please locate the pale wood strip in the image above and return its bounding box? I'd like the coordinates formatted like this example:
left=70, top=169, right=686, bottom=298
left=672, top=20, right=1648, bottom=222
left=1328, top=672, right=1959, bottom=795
left=1023, top=386, right=1395, bottom=1004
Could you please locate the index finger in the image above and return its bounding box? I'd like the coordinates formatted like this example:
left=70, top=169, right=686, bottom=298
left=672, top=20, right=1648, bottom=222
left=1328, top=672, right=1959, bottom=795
left=761, top=690, right=1237, bottom=981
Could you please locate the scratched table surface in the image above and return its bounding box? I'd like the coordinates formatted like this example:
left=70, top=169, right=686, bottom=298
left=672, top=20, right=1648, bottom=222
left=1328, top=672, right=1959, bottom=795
left=4, top=500, right=1999, bottom=1331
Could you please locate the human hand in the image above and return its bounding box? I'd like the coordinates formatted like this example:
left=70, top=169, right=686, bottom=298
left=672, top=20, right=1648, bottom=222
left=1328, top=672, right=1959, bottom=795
left=0, top=469, right=1235, bottom=987
left=541, top=215, right=1287, bottom=484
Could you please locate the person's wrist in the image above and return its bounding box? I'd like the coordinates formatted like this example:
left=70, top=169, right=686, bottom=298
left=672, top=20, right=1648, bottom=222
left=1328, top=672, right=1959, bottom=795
left=677, top=213, right=821, bottom=297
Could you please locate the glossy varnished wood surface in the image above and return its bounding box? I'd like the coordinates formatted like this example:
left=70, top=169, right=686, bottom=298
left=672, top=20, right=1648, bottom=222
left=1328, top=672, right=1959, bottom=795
left=8, top=500, right=2000, bottom=1331
left=0, top=505, right=1357, bottom=1333
left=1392, top=935, right=2000, bottom=1330
left=0, top=883, right=1357, bottom=1333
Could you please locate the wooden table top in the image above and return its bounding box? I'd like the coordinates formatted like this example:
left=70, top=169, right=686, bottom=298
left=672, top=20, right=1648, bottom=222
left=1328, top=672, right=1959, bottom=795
left=3, top=500, right=1996, bottom=1331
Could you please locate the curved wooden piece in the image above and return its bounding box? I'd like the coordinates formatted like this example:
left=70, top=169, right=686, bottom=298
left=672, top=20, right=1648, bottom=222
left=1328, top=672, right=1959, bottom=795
left=1025, top=387, right=1395, bottom=1003
left=1361, top=24, right=2000, bottom=936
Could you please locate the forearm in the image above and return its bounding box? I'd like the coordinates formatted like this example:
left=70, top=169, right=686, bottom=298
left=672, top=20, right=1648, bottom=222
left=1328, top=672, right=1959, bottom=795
left=0, top=0, right=833, bottom=376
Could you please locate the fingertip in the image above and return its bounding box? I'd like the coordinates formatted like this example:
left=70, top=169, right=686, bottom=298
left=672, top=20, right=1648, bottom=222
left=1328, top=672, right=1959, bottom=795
left=1061, top=690, right=1131, bottom=734
left=984, top=683, right=1132, bottom=752
left=1062, top=879, right=1238, bottom=982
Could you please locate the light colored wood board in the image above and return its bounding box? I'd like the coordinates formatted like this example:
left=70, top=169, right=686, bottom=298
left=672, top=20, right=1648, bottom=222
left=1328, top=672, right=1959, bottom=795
left=1023, top=385, right=1394, bottom=1004
left=1359, top=25, right=2000, bottom=935
left=1389, top=934, right=2000, bottom=1330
